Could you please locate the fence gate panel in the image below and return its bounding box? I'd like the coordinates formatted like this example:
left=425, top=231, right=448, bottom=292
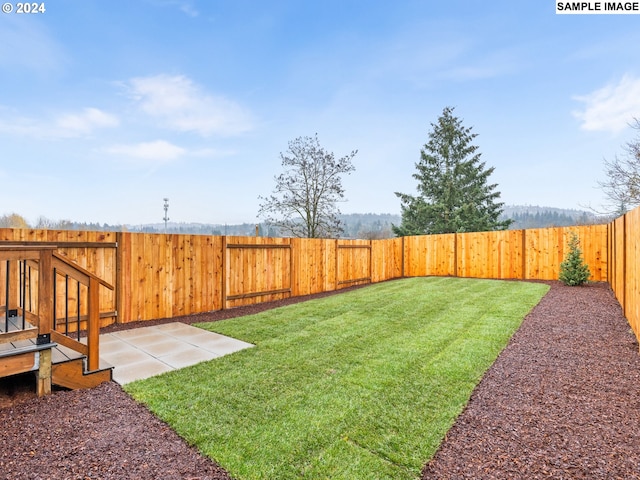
left=225, top=237, right=292, bottom=309
left=336, top=240, right=371, bottom=288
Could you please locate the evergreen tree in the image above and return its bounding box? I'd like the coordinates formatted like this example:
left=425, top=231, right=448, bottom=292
left=559, top=233, right=590, bottom=286
left=393, top=107, right=511, bottom=236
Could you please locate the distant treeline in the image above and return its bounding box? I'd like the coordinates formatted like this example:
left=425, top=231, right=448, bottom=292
left=506, top=211, right=594, bottom=229
left=0, top=208, right=610, bottom=239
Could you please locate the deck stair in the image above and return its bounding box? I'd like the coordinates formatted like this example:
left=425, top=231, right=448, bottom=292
left=1, top=246, right=113, bottom=395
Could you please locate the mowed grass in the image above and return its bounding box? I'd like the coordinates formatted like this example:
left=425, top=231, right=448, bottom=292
left=125, top=277, right=549, bottom=480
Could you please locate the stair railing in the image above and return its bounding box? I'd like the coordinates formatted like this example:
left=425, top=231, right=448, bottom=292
left=50, top=251, right=113, bottom=371
left=0, top=246, right=113, bottom=372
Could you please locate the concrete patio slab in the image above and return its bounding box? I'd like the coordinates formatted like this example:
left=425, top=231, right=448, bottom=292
left=99, top=322, right=253, bottom=385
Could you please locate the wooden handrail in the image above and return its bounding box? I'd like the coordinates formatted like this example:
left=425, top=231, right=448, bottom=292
left=51, top=330, right=88, bottom=356
left=52, top=252, right=114, bottom=290
left=0, top=245, right=54, bottom=261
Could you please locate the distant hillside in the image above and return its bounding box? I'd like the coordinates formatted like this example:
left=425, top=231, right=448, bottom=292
left=1, top=206, right=610, bottom=237
left=500, top=205, right=608, bottom=229
left=338, top=213, right=400, bottom=239
left=126, top=222, right=259, bottom=236
left=126, top=213, right=402, bottom=239
left=129, top=207, right=604, bottom=238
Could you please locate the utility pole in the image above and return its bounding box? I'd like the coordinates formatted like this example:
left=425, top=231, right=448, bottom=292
left=163, top=198, right=169, bottom=233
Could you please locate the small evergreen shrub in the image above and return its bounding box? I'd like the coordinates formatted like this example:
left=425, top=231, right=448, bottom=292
left=559, top=233, right=591, bottom=286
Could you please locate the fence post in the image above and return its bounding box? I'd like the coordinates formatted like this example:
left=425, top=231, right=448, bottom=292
left=368, top=240, right=372, bottom=283
left=608, top=221, right=613, bottom=287
left=521, top=229, right=527, bottom=280
left=221, top=236, right=227, bottom=310
left=335, top=239, right=339, bottom=291
left=115, top=231, right=133, bottom=325
left=623, top=213, right=627, bottom=318
left=454, top=233, right=459, bottom=277
left=289, top=237, right=295, bottom=297
left=116, top=231, right=122, bottom=324
left=401, top=236, right=405, bottom=278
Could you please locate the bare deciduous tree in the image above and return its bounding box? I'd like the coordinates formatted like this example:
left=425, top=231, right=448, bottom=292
left=258, top=134, right=357, bottom=238
left=598, top=119, right=640, bottom=215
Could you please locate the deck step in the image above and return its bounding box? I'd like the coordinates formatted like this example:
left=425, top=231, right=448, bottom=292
left=0, top=342, right=56, bottom=359
left=0, top=342, right=57, bottom=378
left=52, top=357, right=112, bottom=390
left=1, top=339, right=112, bottom=390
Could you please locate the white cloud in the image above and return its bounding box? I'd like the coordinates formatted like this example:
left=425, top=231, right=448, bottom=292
left=105, top=140, right=186, bottom=162
left=125, top=74, right=253, bottom=136
left=573, top=74, right=640, bottom=133
left=0, top=109, right=42, bottom=137
left=55, top=108, right=120, bottom=137
left=0, top=106, right=118, bottom=139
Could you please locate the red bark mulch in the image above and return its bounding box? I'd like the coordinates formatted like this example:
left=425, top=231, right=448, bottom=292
left=422, top=281, right=640, bottom=479
left=1, top=280, right=639, bottom=479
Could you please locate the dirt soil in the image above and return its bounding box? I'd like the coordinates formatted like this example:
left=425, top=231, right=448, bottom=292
left=1, top=281, right=640, bottom=479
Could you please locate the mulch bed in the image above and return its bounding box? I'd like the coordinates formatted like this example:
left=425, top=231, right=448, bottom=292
left=1, top=280, right=640, bottom=479
left=423, top=281, right=640, bottom=479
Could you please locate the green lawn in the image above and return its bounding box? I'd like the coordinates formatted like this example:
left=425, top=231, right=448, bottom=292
left=125, top=277, right=549, bottom=480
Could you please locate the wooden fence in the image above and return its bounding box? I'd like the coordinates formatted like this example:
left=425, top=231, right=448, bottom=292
left=609, top=206, right=640, bottom=341
left=2, top=219, right=636, bottom=340
left=401, top=225, right=608, bottom=281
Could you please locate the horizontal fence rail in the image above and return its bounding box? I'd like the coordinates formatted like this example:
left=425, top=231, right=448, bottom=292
left=1, top=215, right=638, bottom=344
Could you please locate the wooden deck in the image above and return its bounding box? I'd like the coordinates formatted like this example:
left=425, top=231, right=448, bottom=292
left=1, top=334, right=83, bottom=363
left=2, top=316, right=79, bottom=363
left=1, top=316, right=112, bottom=390
left=1, top=246, right=114, bottom=394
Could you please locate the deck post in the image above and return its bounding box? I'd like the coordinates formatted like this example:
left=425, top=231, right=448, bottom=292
left=37, top=249, right=53, bottom=337
left=36, top=249, right=54, bottom=396
left=87, top=277, right=100, bottom=371
left=7, top=259, right=20, bottom=314
left=37, top=348, right=52, bottom=396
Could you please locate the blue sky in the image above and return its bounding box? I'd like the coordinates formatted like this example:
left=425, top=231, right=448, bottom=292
left=1, top=1, right=640, bottom=226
